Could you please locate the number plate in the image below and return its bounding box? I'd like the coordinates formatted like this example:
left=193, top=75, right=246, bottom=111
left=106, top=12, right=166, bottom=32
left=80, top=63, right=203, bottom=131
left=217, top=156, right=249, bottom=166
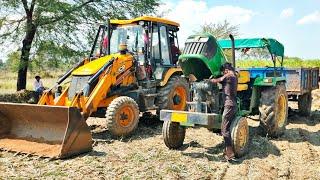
left=171, top=112, right=187, bottom=123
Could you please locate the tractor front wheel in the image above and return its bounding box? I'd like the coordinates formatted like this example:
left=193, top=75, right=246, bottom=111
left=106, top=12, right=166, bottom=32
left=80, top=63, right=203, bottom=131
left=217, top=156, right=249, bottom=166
left=259, top=83, right=288, bottom=137
left=231, top=117, right=249, bottom=157
left=106, top=96, right=140, bottom=137
left=162, top=121, right=186, bottom=149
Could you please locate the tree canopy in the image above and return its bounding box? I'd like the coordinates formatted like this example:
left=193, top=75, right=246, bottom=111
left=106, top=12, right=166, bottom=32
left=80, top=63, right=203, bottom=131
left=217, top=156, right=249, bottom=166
left=0, top=0, right=159, bottom=90
left=200, top=20, right=239, bottom=39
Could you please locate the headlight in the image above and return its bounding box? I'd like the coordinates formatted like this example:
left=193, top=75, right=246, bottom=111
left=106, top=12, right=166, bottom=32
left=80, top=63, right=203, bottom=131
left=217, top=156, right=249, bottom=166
left=263, top=78, right=273, bottom=83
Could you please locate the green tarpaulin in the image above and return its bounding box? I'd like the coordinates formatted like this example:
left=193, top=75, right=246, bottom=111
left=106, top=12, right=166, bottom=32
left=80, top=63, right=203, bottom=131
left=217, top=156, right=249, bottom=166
left=218, top=38, right=284, bottom=57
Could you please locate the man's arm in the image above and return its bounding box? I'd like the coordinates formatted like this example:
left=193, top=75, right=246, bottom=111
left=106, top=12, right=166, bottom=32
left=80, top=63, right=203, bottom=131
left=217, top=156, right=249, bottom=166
left=210, top=74, right=228, bottom=84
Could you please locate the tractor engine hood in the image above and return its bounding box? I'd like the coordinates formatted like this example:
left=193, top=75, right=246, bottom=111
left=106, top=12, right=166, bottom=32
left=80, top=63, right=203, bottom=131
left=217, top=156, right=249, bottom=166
left=179, top=33, right=228, bottom=81
left=72, top=53, right=132, bottom=76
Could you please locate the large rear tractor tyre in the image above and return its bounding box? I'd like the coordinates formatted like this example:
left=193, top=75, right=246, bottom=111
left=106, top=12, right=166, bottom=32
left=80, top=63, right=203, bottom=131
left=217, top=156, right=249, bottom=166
left=106, top=96, right=140, bottom=137
left=259, top=83, right=288, bottom=137
left=298, top=92, right=312, bottom=116
left=162, top=121, right=186, bottom=149
left=231, top=117, right=249, bottom=157
left=157, top=76, right=189, bottom=113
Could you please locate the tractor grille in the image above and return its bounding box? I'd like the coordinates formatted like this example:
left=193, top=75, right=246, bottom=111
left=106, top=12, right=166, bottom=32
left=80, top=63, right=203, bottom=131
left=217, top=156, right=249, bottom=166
left=183, top=40, right=217, bottom=59
left=183, top=42, right=205, bottom=55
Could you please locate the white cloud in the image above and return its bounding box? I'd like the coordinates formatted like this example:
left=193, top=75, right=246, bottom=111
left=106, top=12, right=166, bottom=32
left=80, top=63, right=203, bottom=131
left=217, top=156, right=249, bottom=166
left=280, top=8, right=294, bottom=19
left=297, top=11, right=320, bottom=25
left=159, top=0, right=255, bottom=46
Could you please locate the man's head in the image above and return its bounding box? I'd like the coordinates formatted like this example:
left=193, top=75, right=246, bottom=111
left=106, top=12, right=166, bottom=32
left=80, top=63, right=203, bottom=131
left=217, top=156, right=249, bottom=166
left=220, top=63, right=234, bottom=75
left=35, top=75, right=41, bottom=81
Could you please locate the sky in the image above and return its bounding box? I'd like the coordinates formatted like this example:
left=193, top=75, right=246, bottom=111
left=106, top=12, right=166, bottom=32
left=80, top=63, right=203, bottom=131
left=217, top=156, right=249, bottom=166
left=159, top=0, right=320, bottom=59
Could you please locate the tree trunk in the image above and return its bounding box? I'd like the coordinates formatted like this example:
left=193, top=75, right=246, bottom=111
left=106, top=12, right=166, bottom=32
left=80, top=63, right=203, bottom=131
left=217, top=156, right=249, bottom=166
left=16, top=22, right=37, bottom=91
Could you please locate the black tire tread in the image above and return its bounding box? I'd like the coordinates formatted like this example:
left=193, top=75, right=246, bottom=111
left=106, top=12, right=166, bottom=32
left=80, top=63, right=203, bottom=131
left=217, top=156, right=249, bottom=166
left=162, top=121, right=186, bottom=149
left=156, top=76, right=189, bottom=112
left=231, top=117, right=249, bottom=157
left=298, top=92, right=312, bottom=116
left=259, top=83, right=288, bottom=137
left=106, top=96, right=139, bottom=137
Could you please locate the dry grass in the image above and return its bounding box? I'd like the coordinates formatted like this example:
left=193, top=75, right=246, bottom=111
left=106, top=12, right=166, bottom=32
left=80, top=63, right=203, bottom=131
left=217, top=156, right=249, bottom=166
left=0, top=70, right=319, bottom=179
left=0, top=90, right=319, bottom=179
left=0, top=70, right=63, bottom=95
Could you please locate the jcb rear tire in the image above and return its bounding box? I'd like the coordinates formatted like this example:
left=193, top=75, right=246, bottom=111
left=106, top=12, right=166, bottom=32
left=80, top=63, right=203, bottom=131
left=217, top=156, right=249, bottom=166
left=231, top=117, right=249, bottom=157
left=106, top=96, right=139, bottom=137
left=259, top=83, right=288, bottom=137
left=162, top=121, right=185, bottom=149
left=157, top=76, right=189, bottom=113
left=298, top=92, right=312, bottom=116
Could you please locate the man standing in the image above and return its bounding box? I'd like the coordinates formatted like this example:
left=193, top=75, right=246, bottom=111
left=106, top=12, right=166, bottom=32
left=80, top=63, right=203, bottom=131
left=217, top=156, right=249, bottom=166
left=210, top=63, right=238, bottom=161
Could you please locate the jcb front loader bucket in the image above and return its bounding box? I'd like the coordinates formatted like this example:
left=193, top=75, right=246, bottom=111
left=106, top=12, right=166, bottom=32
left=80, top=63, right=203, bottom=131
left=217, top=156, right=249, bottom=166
left=0, top=103, right=92, bottom=159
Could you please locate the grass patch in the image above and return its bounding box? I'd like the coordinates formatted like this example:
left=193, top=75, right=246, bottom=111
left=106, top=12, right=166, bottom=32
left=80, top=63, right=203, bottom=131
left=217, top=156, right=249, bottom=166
left=236, top=58, right=320, bottom=68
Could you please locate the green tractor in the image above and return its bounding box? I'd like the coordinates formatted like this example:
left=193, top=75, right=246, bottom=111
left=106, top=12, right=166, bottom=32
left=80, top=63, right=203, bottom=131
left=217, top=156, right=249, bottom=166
left=160, top=34, right=288, bottom=157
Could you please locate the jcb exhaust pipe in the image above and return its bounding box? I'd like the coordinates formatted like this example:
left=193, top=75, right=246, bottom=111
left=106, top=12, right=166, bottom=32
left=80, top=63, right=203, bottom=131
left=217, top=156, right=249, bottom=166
left=0, top=103, right=92, bottom=158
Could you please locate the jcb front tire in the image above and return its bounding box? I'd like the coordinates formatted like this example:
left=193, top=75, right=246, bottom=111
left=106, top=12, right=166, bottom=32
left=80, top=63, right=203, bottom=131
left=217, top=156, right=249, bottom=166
left=157, top=76, right=189, bottom=112
left=106, top=96, right=140, bottom=137
left=259, top=83, right=288, bottom=137
left=231, top=117, right=249, bottom=157
left=298, top=92, right=312, bottom=116
left=162, top=121, right=186, bottom=149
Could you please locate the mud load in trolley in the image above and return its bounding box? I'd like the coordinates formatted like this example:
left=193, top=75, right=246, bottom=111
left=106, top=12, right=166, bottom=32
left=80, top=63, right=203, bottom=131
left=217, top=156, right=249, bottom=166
left=0, top=103, right=92, bottom=158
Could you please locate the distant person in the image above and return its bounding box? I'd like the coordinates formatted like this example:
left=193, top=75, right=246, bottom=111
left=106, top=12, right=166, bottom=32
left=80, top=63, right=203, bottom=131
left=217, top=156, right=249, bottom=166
left=33, top=75, right=44, bottom=101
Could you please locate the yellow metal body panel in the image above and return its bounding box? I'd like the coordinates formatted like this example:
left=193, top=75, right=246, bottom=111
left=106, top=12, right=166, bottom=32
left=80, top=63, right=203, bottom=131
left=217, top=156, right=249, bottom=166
left=171, top=112, right=187, bottom=123
left=238, top=71, right=250, bottom=84
left=111, top=16, right=179, bottom=27
left=160, top=67, right=183, bottom=86
left=237, top=84, right=248, bottom=91
left=72, top=53, right=133, bottom=76
left=39, top=53, right=136, bottom=119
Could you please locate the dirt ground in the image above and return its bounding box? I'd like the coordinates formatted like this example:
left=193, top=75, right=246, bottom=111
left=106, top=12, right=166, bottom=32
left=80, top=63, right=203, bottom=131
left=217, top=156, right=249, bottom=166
left=0, top=89, right=320, bottom=179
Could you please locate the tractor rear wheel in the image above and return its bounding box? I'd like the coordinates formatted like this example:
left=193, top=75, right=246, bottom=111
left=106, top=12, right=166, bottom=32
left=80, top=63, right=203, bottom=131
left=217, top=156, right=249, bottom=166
left=157, top=76, right=189, bottom=113
left=231, top=117, right=249, bottom=157
left=298, top=92, right=312, bottom=116
left=162, top=121, right=186, bottom=149
left=106, top=96, right=140, bottom=137
left=259, top=83, right=288, bottom=137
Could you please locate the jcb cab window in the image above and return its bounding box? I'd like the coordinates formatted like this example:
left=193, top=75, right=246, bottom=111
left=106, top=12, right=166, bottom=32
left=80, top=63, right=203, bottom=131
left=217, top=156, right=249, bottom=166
left=152, top=25, right=171, bottom=65
left=160, top=26, right=170, bottom=65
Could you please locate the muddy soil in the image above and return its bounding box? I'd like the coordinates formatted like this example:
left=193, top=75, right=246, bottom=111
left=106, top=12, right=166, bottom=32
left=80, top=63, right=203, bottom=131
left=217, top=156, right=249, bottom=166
left=0, top=89, right=319, bottom=179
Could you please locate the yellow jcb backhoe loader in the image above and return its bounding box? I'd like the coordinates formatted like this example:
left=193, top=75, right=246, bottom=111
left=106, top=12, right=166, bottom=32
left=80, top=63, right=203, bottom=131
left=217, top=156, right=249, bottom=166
left=0, top=16, right=189, bottom=159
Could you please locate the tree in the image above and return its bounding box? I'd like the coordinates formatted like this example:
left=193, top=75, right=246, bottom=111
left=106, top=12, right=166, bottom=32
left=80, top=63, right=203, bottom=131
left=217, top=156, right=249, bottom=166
left=0, top=0, right=159, bottom=91
left=200, top=20, right=239, bottom=39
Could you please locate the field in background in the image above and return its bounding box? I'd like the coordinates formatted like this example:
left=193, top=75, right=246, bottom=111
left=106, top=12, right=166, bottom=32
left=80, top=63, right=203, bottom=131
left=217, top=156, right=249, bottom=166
left=0, top=71, right=63, bottom=94
left=236, top=58, right=320, bottom=68
left=0, top=58, right=319, bottom=94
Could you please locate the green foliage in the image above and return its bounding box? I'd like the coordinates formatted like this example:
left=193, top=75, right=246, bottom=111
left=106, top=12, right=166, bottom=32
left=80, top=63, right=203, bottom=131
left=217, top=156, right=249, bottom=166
left=5, top=51, right=21, bottom=72
left=0, top=59, right=4, bottom=69
left=200, top=20, right=240, bottom=39
left=0, top=1, right=160, bottom=64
